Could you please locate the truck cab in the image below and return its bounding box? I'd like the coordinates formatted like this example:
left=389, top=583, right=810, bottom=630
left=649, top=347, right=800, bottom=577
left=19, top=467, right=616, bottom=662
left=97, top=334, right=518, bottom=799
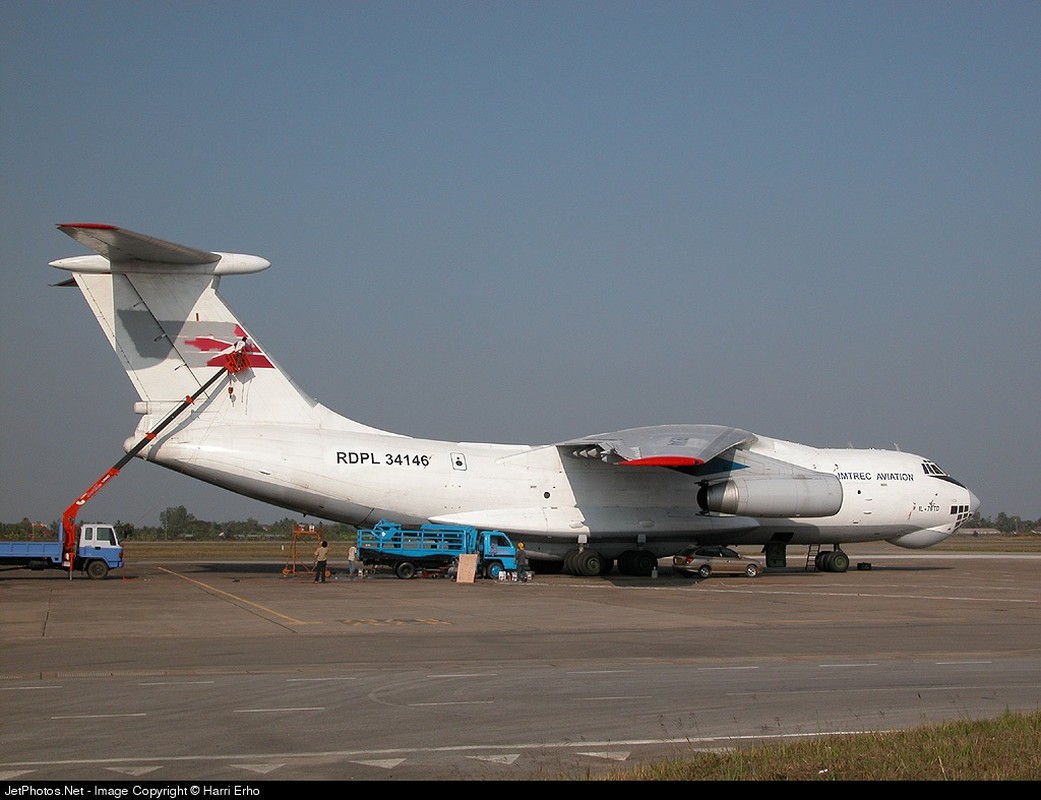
left=479, top=530, right=520, bottom=579
left=76, top=523, right=123, bottom=578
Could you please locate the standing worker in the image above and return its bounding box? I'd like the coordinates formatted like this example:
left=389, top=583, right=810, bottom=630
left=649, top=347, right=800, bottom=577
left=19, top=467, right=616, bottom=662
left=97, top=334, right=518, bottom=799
left=313, top=539, right=330, bottom=583
left=346, top=543, right=362, bottom=579
left=516, top=541, right=530, bottom=580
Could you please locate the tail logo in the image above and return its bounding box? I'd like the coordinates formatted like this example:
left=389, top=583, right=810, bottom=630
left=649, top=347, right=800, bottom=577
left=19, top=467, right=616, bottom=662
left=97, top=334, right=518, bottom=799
left=184, top=324, right=274, bottom=369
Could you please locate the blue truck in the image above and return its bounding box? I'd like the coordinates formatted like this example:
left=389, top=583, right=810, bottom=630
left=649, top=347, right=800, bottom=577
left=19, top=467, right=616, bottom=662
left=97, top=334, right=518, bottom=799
left=357, top=519, right=525, bottom=580
left=0, top=522, right=124, bottom=580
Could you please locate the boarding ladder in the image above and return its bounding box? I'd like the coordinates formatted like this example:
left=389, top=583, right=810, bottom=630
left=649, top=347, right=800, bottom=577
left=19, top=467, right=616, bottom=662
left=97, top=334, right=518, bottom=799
left=805, top=543, right=821, bottom=571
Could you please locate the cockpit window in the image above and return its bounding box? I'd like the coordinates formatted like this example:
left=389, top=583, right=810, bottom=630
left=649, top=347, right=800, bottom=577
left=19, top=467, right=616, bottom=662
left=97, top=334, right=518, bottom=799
left=922, top=460, right=967, bottom=487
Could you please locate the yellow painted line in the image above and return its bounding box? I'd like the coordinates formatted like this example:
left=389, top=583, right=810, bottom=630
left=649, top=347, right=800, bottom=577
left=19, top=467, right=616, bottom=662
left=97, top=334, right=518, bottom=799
left=158, top=567, right=316, bottom=625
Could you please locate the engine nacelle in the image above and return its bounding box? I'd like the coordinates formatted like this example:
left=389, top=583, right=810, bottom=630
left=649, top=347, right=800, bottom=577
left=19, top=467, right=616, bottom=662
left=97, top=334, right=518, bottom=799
left=697, top=475, right=843, bottom=518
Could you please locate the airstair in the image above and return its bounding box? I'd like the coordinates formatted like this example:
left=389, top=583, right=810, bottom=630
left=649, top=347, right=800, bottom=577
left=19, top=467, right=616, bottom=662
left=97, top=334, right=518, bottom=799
left=805, top=543, right=821, bottom=571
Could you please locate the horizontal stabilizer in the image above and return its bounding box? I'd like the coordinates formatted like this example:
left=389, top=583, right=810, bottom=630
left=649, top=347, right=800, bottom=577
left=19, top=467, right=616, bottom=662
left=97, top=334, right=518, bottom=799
left=51, top=224, right=269, bottom=275
left=48, top=222, right=315, bottom=420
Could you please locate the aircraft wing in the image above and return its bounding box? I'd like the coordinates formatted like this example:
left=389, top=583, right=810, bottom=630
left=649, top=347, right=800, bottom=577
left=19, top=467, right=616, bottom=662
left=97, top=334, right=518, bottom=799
left=556, top=424, right=756, bottom=467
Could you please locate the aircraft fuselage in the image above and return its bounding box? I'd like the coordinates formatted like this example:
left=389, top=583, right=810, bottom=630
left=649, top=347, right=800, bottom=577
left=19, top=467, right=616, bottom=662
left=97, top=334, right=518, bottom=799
left=140, top=413, right=976, bottom=563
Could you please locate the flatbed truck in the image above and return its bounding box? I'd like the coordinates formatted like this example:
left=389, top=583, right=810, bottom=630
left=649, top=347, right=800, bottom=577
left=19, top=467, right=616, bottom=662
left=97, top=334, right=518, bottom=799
left=0, top=523, right=123, bottom=579
left=357, top=519, right=524, bottom=580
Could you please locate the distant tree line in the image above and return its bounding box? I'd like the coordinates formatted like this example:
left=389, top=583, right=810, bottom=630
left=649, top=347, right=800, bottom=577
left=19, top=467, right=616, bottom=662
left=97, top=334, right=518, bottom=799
left=965, top=511, right=1038, bottom=534
left=1, top=507, right=1037, bottom=540
left=0, top=505, right=356, bottom=541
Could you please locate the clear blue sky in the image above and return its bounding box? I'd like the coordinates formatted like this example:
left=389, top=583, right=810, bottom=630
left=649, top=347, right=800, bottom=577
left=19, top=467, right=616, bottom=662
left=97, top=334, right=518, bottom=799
left=2, top=1, right=1038, bottom=528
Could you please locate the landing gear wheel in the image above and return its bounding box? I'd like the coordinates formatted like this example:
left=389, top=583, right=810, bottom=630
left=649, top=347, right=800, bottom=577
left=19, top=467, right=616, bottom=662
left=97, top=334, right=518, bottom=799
left=829, top=550, right=849, bottom=573
left=562, top=550, right=580, bottom=575
left=632, top=551, right=657, bottom=577
left=575, top=550, right=603, bottom=577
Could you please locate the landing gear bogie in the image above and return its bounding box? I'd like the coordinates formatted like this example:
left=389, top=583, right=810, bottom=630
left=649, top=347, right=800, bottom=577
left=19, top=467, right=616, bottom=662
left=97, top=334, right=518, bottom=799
left=816, top=548, right=850, bottom=573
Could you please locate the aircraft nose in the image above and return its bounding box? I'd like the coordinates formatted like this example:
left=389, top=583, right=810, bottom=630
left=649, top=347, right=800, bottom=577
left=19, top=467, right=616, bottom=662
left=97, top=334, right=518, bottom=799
left=968, top=488, right=980, bottom=514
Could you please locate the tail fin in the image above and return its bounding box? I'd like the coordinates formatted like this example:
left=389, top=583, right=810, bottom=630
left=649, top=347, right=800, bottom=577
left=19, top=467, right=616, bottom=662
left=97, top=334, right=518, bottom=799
left=50, top=223, right=318, bottom=423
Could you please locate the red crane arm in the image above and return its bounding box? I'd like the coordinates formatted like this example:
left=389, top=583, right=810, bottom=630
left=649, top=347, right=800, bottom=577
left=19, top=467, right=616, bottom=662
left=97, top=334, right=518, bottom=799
left=61, top=350, right=250, bottom=570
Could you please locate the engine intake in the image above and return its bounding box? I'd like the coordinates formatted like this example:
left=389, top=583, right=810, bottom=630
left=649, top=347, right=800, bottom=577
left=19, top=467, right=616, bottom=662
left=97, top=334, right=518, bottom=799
left=697, top=475, right=842, bottom=518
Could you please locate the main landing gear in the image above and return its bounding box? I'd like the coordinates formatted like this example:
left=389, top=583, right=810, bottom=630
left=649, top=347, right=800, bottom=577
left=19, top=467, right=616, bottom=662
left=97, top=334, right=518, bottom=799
left=550, top=548, right=657, bottom=577
left=815, top=547, right=850, bottom=573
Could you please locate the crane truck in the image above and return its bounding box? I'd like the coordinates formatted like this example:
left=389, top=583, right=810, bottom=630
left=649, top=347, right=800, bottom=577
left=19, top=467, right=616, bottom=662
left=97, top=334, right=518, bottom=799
left=5, top=348, right=252, bottom=581
left=357, top=519, right=526, bottom=580
left=0, top=523, right=123, bottom=579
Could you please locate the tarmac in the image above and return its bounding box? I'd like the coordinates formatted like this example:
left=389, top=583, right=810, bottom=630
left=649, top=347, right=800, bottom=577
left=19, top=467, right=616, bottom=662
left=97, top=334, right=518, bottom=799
left=2, top=544, right=1040, bottom=781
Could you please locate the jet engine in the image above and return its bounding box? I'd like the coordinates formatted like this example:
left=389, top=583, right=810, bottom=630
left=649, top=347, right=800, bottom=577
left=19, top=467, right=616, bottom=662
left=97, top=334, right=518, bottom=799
left=697, top=475, right=842, bottom=518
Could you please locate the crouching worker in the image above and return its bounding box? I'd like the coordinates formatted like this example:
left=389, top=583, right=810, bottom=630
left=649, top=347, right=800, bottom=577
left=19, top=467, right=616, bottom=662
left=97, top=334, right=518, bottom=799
left=516, top=542, right=533, bottom=581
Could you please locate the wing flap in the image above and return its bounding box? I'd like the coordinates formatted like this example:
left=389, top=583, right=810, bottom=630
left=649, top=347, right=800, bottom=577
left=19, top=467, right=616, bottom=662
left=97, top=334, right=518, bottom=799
left=557, top=424, right=756, bottom=467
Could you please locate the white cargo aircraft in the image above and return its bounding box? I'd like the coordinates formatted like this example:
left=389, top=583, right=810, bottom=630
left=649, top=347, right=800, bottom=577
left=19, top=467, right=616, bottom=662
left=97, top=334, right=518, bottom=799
left=50, top=223, right=980, bottom=576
